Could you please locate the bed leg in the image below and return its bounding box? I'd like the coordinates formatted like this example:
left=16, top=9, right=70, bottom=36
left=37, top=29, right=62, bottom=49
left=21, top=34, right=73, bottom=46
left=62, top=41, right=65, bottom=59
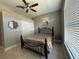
left=44, top=38, right=48, bottom=59
left=52, top=27, right=54, bottom=44
left=20, top=35, right=24, bottom=49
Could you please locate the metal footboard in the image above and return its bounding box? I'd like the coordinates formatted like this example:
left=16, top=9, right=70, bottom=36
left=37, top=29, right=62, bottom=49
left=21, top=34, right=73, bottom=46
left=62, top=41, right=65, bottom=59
left=20, top=35, right=48, bottom=59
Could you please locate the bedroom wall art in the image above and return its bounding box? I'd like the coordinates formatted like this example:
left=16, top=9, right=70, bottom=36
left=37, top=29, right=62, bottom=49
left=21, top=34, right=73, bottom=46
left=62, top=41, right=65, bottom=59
left=8, top=21, right=18, bottom=29
left=42, top=17, right=49, bottom=26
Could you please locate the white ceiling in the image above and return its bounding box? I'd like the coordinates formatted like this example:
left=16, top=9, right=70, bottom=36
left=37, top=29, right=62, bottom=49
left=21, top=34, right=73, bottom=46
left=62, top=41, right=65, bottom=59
left=0, top=0, right=62, bottom=18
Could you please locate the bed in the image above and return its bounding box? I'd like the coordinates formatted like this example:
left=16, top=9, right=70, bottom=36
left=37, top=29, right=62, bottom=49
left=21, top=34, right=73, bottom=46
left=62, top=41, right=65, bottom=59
left=20, top=27, right=54, bottom=59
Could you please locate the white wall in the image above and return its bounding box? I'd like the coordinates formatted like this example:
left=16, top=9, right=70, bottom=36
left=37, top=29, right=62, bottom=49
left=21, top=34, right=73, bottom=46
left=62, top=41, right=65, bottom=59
left=33, top=11, right=61, bottom=38
left=0, top=11, right=34, bottom=49
left=2, top=11, right=21, bottom=48
left=0, top=4, right=34, bottom=49
left=21, top=19, right=34, bottom=39
left=0, top=11, right=34, bottom=48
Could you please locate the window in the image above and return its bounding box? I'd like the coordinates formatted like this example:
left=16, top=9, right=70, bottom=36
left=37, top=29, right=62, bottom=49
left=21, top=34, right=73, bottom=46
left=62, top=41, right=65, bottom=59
left=64, top=0, right=79, bottom=59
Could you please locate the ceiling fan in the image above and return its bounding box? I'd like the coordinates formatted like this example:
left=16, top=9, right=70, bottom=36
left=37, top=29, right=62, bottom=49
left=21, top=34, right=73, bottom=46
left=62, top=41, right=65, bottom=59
left=16, top=0, right=38, bottom=13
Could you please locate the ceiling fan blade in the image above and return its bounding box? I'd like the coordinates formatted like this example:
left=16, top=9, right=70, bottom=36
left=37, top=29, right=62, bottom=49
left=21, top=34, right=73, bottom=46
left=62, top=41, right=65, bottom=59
left=22, top=0, right=29, bottom=5
left=16, top=6, right=25, bottom=9
left=30, top=3, right=38, bottom=7
left=30, top=8, right=37, bottom=12
left=26, top=9, right=29, bottom=13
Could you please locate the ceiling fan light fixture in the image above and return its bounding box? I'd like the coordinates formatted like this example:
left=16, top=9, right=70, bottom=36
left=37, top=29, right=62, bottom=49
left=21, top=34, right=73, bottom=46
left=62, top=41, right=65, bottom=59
left=16, top=0, right=38, bottom=13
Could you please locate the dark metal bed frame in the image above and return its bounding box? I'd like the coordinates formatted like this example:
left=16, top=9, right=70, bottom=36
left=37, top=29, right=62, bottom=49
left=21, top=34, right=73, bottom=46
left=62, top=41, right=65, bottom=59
left=20, top=27, right=54, bottom=59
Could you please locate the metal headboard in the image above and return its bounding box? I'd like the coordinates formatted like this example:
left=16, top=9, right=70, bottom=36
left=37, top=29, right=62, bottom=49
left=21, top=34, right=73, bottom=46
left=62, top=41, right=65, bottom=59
left=38, top=27, right=54, bottom=36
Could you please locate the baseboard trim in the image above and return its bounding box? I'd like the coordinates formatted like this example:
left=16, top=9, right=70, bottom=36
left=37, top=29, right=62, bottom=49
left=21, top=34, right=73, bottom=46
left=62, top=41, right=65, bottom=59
left=5, top=43, right=20, bottom=51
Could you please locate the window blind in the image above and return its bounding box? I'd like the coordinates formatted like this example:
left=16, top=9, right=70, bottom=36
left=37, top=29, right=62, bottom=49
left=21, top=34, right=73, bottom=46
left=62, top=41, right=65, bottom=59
left=64, top=0, right=79, bottom=59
